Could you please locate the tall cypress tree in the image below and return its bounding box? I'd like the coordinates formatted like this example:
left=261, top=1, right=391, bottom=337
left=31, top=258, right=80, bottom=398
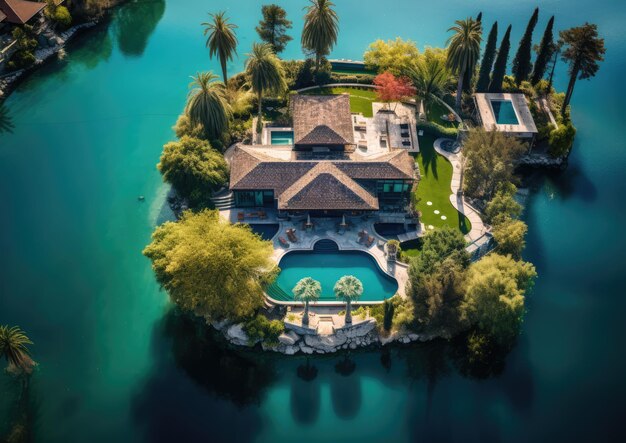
left=531, top=16, right=555, bottom=84
left=512, top=8, right=539, bottom=84
left=488, top=25, right=512, bottom=93
left=462, top=12, right=484, bottom=92
left=476, top=22, right=498, bottom=92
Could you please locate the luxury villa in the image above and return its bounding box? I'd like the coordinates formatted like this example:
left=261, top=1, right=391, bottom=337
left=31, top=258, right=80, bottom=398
left=228, top=94, right=418, bottom=218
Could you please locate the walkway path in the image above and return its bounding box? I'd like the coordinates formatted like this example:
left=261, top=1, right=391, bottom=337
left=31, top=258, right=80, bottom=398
left=433, top=138, right=489, bottom=243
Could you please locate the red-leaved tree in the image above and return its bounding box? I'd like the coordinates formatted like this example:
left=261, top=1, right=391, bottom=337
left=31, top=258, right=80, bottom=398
left=373, top=71, right=417, bottom=111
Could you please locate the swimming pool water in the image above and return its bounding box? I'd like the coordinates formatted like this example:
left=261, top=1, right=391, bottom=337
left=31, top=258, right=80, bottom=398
left=491, top=99, right=519, bottom=125
left=272, top=245, right=398, bottom=302
left=271, top=130, right=294, bottom=145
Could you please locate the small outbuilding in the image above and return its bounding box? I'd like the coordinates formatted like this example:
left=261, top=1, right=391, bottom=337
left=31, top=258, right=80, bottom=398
left=474, top=92, right=538, bottom=143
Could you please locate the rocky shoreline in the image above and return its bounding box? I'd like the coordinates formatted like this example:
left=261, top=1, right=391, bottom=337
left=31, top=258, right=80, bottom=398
left=211, top=318, right=440, bottom=355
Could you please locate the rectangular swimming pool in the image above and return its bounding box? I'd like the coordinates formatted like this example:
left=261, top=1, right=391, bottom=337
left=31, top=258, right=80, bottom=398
left=270, top=130, right=294, bottom=145
left=490, top=100, right=519, bottom=125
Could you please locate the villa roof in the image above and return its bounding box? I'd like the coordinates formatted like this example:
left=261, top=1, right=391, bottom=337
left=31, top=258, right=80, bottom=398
left=0, top=0, right=45, bottom=24
left=291, top=94, right=354, bottom=146
left=229, top=146, right=414, bottom=210
left=278, top=163, right=379, bottom=211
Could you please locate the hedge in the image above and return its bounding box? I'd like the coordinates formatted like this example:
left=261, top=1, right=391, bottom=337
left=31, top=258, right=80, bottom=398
left=416, top=120, right=459, bottom=138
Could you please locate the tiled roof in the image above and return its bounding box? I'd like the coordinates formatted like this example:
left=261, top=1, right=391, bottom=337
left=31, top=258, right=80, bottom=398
left=0, top=0, right=45, bottom=25
left=291, top=94, right=354, bottom=146
left=229, top=146, right=415, bottom=210
left=278, top=163, right=379, bottom=211
left=0, top=10, right=7, bottom=22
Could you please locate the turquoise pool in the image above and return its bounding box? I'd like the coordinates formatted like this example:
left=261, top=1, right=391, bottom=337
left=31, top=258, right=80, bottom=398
left=268, top=240, right=398, bottom=302
left=271, top=130, right=294, bottom=145
left=491, top=99, right=519, bottom=125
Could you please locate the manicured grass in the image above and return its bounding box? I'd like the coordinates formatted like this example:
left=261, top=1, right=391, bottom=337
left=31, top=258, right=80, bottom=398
left=301, top=86, right=377, bottom=117
left=425, top=99, right=457, bottom=128
left=414, top=134, right=471, bottom=234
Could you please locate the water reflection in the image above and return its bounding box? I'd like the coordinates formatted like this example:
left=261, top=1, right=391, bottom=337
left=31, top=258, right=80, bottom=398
left=291, top=360, right=321, bottom=425
left=115, top=0, right=166, bottom=57
left=0, top=102, right=15, bottom=134
left=70, top=26, right=113, bottom=70
left=331, top=355, right=362, bottom=419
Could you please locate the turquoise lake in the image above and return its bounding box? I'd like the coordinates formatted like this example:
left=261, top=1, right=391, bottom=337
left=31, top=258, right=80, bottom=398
left=1, top=0, right=625, bottom=441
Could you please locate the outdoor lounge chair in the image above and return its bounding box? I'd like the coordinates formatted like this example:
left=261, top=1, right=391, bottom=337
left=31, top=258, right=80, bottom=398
left=237, top=212, right=244, bottom=222
left=366, top=236, right=375, bottom=247
left=279, top=236, right=289, bottom=247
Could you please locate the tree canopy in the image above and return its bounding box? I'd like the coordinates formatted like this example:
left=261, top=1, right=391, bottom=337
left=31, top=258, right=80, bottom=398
left=143, top=210, right=278, bottom=320
left=157, top=136, right=229, bottom=203
left=463, top=254, right=536, bottom=343
left=364, top=38, right=420, bottom=75
left=512, top=8, right=539, bottom=85
left=488, top=25, right=512, bottom=93
left=492, top=218, right=528, bottom=259
left=256, top=4, right=293, bottom=54
left=0, top=325, right=36, bottom=374
left=476, top=21, right=498, bottom=92
left=560, top=23, right=606, bottom=113
left=463, top=128, right=525, bottom=200
left=185, top=72, right=232, bottom=141
left=405, top=48, right=451, bottom=106
left=484, top=183, right=522, bottom=225
left=301, top=0, right=339, bottom=70
left=446, top=17, right=482, bottom=110
left=373, top=71, right=416, bottom=105
left=202, top=12, right=238, bottom=84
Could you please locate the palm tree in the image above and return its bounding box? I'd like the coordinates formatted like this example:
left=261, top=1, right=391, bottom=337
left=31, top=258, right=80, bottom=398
left=301, top=0, right=339, bottom=71
left=406, top=50, right=451, bottom=112
left=185, top=72, right=231, bottom=141
left=202, top=12, right=238, bottom=84
left=292, top=277, right=322, bottom=326
left=0, top=325, right=36, bottom=374
left=559, top=23, right=606, bottom=116
left=245, top=43, right=287, bottom=133
left=446, top=18, right=482, bottom=111
left=334, top=275, right=363, bottom=324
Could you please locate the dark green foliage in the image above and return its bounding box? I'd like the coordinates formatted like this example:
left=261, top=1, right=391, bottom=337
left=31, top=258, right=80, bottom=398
left=328, top=73, right=376, bottom=84
left=560, top=23, right=606, bottom=113
left=7, top=26, right=38, bottom=71
left=488, top=25, right=512, bottom=93
left=243, top=314, right=285, bottom=345
left=548, top=121, right=577, bottom=157
left=531, top=16, right=555, bottom=84
left=416, top=120, right=459, bottom=139
left=256, top=4, right=293, bottom=54
left=484, top=183, right=522, bottom=225
left=512, top=8, right=539, bottom=85
left=383, top=299, right=395, bottom=332
left=476, top=22, right=498, bottom=92
left=410, top=227, right=469, bottom=275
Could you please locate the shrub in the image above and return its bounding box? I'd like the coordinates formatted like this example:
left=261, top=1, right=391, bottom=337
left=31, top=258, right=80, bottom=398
left=416, top=120, right=458, bottom=139
left=54, top=6, right=72, bottom=28
left=229, top=117, right=253, bottom=144
left=243, top=314, right=285, bottom=345
left=329, top=73, right=376, bottom=84
left=548, top=122, right=576, bottom=158
left=383, top=300, right=395, bottom=332
left=173, top=114, right=207, bottom=140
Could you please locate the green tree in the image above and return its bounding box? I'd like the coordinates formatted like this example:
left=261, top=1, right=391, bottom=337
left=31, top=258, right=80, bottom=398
left=548, top=121, right=577, bottom=157
left=157, top=136, right=229, bottom=204
left=382, top=299, right=395, bottom=332
left=512, top=8, right=539, bottom=85
left=463, top=254, right=536, bottom=344
left=531, top=16, right=555, bottom=84
left=446, top=17, right=482, bottom=110
left=463, top=128, right=526, bottom=200
left=185, top=72, right=231, bottom=141
left=413, top=226, right=469, bottom=275
left=405, top=48, right=451, bottom=108
left=476, top=21, right=498, bottom=92
left=173, top=114, right=207, bottom=140
left=492, top=218, right=528, bottom=259
left=292, top=277, right=322, bottom=326
left=334, top=275, right=363, bottom=324
left=559, top=23, right=606, bottom=116
left=0, top=326, right=36, bottom=374
left=143, top=210, right=278, bottom=321
left=462, top=12, right=482, bottom=93
left=488, top=25, right=512, bottom=93
left=301, top=0, right=339, bottom=71
left=364, top=37, right=421, bottom=75
left=245, top=42, right=287, bottom=133
left=484, top=183, right=522, bottom=225
left=202, top=11, right=238, bottom=84
left=256, top=4, right=293, bottom=54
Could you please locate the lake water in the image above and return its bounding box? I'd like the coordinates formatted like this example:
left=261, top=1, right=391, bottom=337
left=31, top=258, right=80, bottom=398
left=1, top=0, right=625, bottom=441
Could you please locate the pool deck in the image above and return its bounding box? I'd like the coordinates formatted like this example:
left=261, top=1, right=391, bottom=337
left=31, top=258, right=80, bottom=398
left=217, top=209, right=410, bottom=303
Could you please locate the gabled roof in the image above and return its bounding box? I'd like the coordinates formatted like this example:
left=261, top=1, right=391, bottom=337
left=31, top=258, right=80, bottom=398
left=0, top=10, right=7, bottom=22
left=291, top=94, right=354, bottom=145
left=278, top=163, right=379, bottom=211
left=0, top=0, right=45, bottom=25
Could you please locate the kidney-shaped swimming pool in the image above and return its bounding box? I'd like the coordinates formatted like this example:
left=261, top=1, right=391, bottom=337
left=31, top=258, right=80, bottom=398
left=267, top=240, right=398, bottom=303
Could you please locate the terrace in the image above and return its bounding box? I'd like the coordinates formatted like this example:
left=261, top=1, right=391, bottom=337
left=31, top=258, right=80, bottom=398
left=474, top=92, right=538, bottom=139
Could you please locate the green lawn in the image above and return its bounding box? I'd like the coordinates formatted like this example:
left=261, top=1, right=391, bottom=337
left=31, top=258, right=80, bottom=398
left=425, top=99, right=457, bottom=128
left=414, top=134, right=471, bottom=234
left=301, top=86, right=377, bottom=117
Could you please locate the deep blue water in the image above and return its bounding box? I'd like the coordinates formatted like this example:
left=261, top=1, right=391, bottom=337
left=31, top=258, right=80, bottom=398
left=1, top=0, right=625, bottom=442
